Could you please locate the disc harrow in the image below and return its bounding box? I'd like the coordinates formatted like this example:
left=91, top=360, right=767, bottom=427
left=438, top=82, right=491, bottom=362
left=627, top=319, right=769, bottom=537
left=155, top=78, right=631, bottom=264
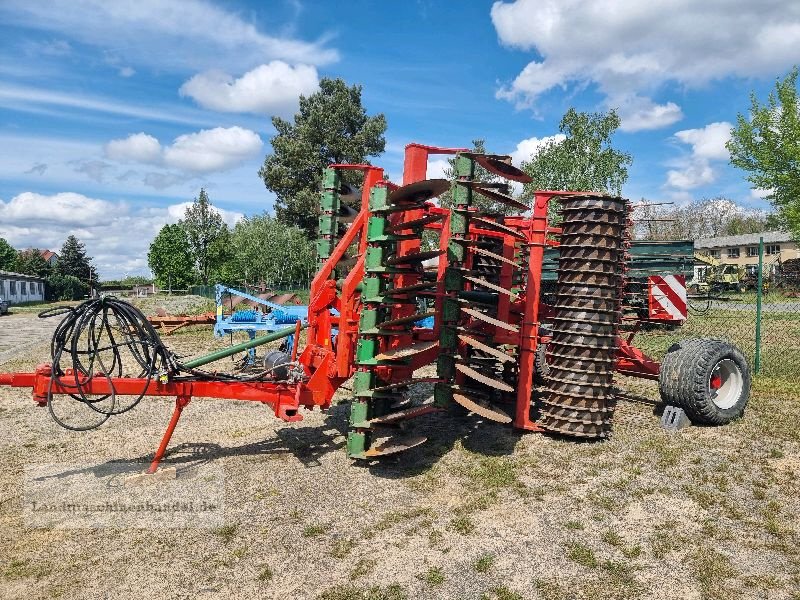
left=0, top=140, right=751, bottom=474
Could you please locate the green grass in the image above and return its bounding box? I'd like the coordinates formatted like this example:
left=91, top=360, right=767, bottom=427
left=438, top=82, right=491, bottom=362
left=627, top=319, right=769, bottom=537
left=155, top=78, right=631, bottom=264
left=474, top=554, right=495, bottom=573
left=329, top=538, right=355, bottom=559
left=212, top=523, right=238, bottom=544
left=565, top=541, right=598, bottom=568
left=257, top=565, right=273, bottom=582
left=349, top=558, right=376, bottom=581
left=448, top=515, right=475, bottom=535
left=2, top=558, right=51, bottom=581
left=303, top=523, right=328, bottom=538
left=418, top=567, right=445, bottom=586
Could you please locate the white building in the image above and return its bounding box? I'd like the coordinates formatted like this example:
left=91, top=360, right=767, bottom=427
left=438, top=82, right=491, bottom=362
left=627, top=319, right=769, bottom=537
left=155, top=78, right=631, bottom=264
left=0, top=270, right=46, bottom=304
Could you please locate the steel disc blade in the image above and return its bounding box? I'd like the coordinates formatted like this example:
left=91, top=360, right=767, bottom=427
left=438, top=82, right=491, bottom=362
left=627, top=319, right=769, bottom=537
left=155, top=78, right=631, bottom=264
left=471, top=246, right=519, bottom=267
left=364, top=435, right=428, bottom=457
left=457, top=181, right=530, bottom=210
left=465, top=154, right=532, bottom=183
left=389, top=179, right=450, bottom=204
left=374, top=340, right=438, bottom=360
left=471, top=216, right=526, bottom=239
left=452, top=393, right=513, bottom=423
left=385, top=250, right=444, bottom=265
left=463, top=275, right=517, bottom=298
left=458, top=335, right=516, bottom=363
left=461, top=307, right=519, bottom=333
left=455, top=363, right=515, bottom=392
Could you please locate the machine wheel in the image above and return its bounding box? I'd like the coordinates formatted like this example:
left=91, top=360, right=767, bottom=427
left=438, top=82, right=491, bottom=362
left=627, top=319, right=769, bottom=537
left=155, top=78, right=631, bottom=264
left=659, top=338, right=750, bottom=425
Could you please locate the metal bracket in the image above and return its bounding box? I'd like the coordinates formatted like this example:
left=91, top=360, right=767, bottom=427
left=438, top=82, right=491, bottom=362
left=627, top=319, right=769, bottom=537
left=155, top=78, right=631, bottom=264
left=660, top=405, right=691, bottom=431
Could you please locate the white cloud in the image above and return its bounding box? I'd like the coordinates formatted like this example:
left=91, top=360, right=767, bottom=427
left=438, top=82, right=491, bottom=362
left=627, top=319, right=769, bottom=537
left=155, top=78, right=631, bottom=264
left=103, top=127, right=263, bottom=175
left=613, top=96, right=683, bottom=132
left=0, top=192, right=111, bottom=226
left=665, top=121, right=733, bottom=189
left=674, top=122, right=732, bottom=160
left=509, top=134, right=565, bottom=166
left=492, top=0, right=800, bottom=131
left=426, top=158, right=451, bottom=179
left=163, top=127, right=263, bottom=173
left=0, top=84, right=216, bottom=127
left=105, top=133, right=162, bottom=164
left=0, top=191, right=243, bottom=278
left=118, top=66, right=135, bottom=78
left=0, top=0, right=338, bottom=72
left=750, top=188, right=773, bottom=200
left=666, top=162, right=715, bottom=190
left=180, top=62, right=319, bottom=116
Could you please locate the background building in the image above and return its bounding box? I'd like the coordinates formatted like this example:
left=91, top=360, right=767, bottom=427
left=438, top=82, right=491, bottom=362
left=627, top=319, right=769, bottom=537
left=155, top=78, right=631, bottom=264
left=694, top=231, right=798, bottom=277
left=0, top=270, right=46, bottom=304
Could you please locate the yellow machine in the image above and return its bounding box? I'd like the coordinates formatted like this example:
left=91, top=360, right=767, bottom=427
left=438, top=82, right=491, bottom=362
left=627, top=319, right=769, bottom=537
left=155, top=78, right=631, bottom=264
left=689, top=252, right=749, bottom=294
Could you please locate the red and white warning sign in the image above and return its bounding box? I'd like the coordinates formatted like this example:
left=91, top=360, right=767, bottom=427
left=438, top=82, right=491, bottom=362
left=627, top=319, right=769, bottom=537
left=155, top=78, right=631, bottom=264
left=648, top=275, right=687, bottom=321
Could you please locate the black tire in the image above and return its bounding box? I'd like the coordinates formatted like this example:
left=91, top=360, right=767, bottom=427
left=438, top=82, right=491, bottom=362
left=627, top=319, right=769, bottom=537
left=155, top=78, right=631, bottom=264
left=659, top=338, right=750, bottom=425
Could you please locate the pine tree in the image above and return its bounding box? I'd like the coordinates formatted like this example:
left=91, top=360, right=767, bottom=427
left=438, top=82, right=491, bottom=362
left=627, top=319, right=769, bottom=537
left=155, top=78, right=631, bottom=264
left=180, top=189, right=226, bottom=285
left=55, top=236, right=97, bottom=284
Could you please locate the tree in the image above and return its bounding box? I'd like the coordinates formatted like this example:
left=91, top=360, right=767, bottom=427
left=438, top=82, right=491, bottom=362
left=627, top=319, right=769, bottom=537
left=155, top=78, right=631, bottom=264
left=0, top=238, right=16, bottom=271
left=55, top=236, right=97, bottom=285
left=522, top=108, right=632, bottom=202
left=259, top=78, right=387, bottom=236
left=148, top=224, right=195, bottom=293
left=15, top=249, right=52, bottom=278
left=46, top=274, right=89, bottom=301
left=634, top=197, right=770, bottom=241
left=180, top=189, right=226, bottom=285
left=727, top=67, right=800, bottom=237
left=228, top=214, right=315, bottom=287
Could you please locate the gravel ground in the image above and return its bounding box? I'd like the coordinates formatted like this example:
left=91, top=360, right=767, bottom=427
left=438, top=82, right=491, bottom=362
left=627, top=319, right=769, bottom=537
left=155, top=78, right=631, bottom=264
left=0, top=311, right=798, bottom=600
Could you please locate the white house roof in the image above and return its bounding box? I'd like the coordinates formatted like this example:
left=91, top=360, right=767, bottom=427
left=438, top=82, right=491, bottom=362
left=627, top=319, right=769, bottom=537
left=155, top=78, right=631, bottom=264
left=0, top=270, right=46, bottom=282
left=695, top=230, right=793, bottom=249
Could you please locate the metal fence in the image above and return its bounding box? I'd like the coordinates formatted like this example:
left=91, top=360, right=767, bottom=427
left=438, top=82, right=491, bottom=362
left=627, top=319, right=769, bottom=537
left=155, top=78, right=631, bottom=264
left=631, top=248, right=800, bottom=386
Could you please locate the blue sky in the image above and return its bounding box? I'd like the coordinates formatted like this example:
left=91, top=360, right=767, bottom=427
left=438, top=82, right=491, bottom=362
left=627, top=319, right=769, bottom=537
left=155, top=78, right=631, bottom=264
left=1, top=0, right=798, bottom=278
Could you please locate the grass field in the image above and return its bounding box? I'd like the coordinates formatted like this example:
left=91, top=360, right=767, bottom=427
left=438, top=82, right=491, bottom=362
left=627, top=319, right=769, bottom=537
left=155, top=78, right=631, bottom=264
left=0, top=298, right=798, bottom=599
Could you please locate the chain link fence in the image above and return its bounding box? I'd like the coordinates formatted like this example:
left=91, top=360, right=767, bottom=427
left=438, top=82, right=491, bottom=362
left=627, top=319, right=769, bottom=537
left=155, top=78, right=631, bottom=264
left=633, top=278, right=800, bottom=386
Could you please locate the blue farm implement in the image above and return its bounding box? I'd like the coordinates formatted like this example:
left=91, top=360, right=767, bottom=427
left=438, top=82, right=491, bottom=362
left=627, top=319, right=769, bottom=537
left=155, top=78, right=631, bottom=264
left=214, top=284, right=309, bottom=361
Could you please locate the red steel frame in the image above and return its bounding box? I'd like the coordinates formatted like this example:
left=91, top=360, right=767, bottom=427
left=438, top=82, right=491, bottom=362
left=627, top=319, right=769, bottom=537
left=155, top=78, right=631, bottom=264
left=0, top=145, right=666, bottom=472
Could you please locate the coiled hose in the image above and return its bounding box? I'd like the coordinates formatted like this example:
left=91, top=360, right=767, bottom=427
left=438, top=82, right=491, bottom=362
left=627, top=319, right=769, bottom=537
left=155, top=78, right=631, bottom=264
left=39, top=297, right=297, bottom=431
